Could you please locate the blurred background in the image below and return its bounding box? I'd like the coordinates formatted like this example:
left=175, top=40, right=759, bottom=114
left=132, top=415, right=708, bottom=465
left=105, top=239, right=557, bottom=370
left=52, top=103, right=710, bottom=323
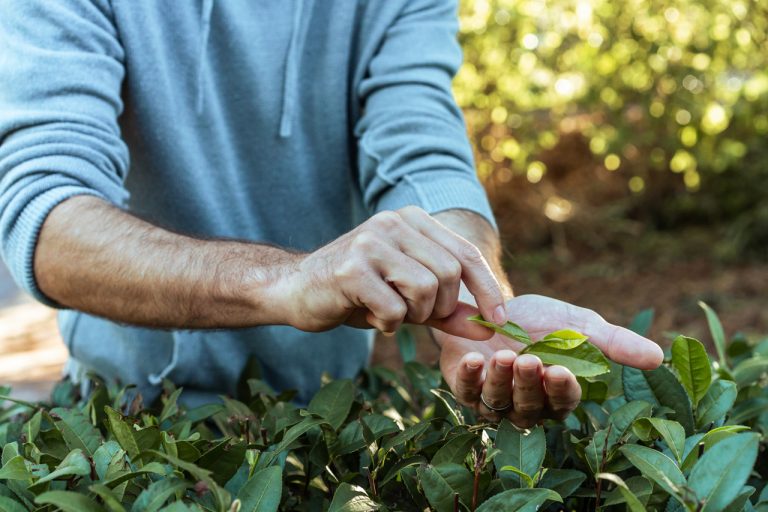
left=1, top=0, right=766, bottom=398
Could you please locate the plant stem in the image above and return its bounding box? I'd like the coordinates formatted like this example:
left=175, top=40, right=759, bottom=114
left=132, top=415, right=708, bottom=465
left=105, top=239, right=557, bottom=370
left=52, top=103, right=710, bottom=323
left=594, top=424, right=613, bottom=511
left=472, top=447, right=486, bottom=512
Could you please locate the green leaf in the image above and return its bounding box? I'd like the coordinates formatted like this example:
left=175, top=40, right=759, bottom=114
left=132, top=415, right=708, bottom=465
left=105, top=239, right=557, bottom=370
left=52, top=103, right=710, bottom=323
left=51, top=407, right=103, bottom=457
left=417, top=463, right=473, bottom=512
left=622, top=366, right=695, bottom=435
left=105, top=407, right=140, bottom=461
left=671, top=336, right=712, bottom=407
left=696, top=380, right=738, bottom=428
left=144, top=450, right=230, bottom=512
left=431, top=433, right=478, bottom=466
left=721, top=486, right=755, bottom=512
left=681, top=426, right=749, bottom=471
left=467, top=315, right=532, bottom=345
left=197, top=439, right=247, bottom=486
left=29, top=449, right=90, bottom=491
left=607, top=400, right=653, bottom=447
left=495, top=423, right=545, bottom=488
left=382, top=420, right=431, bottom=451
left=22, top=410, right=41, bottom=443
left=307, top=380, right=354, bottom=431
left=475, top=488, right=561, bottom=512
left=380, top=456, right=426, bottom=486
left=101, top=462, right=167, bottom=488
left=688, top=433, right=760, bottom=512
left=632, top=418, right=686, bottom=464
left=521, top=341, right=610, bottom=377
left=540, top=329, right=589, bottom=349
left=602, top=476, right=652, bottom=507
left=0, top=496, right=27, bottom=512
left=361, top=414, right=399, bottom=441
left=732, top=357, right=768, bottom=388
left=127, top=478, right=185, bottom=512
left=619, top=444, right=686, bottom=501
left=93, top=441, right=124, bottom=481
left=596, top=473, right=646, bottom=512
left=259, top=417, right=326, bottom=467
left=328, top=483, right=379, bottom=512
left=35, top=491, right=107, bottom=512
left=499, top=466, right=534, bottom=488
left=236, top=466, right=282, bottom=512
left=158, top=388, right=183, bottom=424
left=628, top=308, right=654, bottom=336
left=89, top=484, right=128, bottom=512
left=536, top=469, right=585, bottom=499
left=699, top=301, right=728, bottom=369
left=579, top=378, right=608, bottom=402
left=0, top=457, right=31, bottom=482
left=396, top=327, right=416, bottom=363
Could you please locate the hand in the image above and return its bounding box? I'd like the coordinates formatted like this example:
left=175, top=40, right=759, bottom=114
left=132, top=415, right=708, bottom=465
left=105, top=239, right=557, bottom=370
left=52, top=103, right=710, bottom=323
left=281, top=206, right=506, bottom=337
left=436, top=294, right=664, bottom=426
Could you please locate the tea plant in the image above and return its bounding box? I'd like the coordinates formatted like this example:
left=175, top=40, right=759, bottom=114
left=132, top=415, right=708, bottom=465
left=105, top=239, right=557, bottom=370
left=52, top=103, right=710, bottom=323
left=0, top=304, right=765, bottom=511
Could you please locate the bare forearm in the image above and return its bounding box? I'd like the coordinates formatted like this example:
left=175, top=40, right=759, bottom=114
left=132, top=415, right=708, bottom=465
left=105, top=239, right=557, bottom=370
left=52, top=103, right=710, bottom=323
left=34, top=195, right=297, bottom=328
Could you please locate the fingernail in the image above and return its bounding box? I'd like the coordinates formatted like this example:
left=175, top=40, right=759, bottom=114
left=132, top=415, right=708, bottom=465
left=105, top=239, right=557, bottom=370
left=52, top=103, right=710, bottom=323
left=492, top=305, right=507, bottom=325
left=496, top=359, right=513, bottom=369
left=466, top=361, right=482, bottom=370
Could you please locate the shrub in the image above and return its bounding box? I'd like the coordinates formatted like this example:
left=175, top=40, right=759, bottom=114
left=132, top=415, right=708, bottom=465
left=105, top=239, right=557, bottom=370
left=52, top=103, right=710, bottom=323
left=0, top=305, right=765, bottom=511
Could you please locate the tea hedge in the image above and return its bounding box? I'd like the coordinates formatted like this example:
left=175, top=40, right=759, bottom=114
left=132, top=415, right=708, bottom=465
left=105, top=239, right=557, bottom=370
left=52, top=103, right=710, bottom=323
left=0, top=304, right=765, bottom=511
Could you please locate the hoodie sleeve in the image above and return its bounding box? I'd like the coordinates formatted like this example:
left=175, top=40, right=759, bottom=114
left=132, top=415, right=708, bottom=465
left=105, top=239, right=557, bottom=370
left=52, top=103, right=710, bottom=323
left=0, top=0, right=129, bottom=306
left=354, top=0, right=497, bottom=230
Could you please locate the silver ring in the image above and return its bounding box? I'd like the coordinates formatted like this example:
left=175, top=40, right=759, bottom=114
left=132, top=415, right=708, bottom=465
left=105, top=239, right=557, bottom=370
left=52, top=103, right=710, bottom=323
left=480, top=393, right=512, bottom=413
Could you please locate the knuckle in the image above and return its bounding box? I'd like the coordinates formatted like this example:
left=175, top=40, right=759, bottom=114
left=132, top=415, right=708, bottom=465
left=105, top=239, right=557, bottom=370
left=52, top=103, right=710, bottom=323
left=372, top=210, right=401, bottom=230
left=351, top=231, right=379, bottom=252
left=397, top=205, right=424, bottom=217
left=434, top=260, right=462, bottom=285
left=334, top=260, right=363, bottom=281
left=459, top=244, right=485, bottom=266
left=514, top=401, right=543, bottom=413
left=414, top=273, right=439, bottom=297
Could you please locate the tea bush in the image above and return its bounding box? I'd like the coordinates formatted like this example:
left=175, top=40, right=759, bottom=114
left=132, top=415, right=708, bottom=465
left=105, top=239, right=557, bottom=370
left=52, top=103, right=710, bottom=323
left=456, top=0, right=768, bottom=190
left=0, top=305, right=765, bottom=511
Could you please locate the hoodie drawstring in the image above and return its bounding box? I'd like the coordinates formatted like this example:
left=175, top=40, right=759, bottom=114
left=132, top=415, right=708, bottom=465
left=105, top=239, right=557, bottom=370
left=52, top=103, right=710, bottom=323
left=148, top=334, right=181, bottom=386
left=196, top=0, right=214, bottom=113
left=279, top=0, right=312, bottom=138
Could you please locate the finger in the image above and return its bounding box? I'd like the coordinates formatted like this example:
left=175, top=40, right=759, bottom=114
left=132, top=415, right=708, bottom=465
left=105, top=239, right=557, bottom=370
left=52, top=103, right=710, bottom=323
left=453, top=352, right=485, bottom=407
left=354, top=275, right=408, bottom=333
left=579, top=308, right=664, bottom=370
left=397, top=206, right=506, bottom=325
left=543, top=365, right=581, bottom=421
left=391, top=222, right=462, bottom=319
left=508, top=296, right=664, bottom=370
left=478, top=350, right=516, bottom=419
left=509, top=354, right=545, bottom=428
left=428, top=303, right=496, bottom=340
left=369, top=243, right=439, bottom=324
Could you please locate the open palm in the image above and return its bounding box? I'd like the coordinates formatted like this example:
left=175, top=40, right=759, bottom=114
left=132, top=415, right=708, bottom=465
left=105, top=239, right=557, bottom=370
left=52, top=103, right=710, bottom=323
left=436, top=294, right=664, bottom=426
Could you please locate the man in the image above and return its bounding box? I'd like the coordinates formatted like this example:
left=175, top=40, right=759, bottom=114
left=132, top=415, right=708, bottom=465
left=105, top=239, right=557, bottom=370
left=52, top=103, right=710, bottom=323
left=0, top=0, right=662, bottom=426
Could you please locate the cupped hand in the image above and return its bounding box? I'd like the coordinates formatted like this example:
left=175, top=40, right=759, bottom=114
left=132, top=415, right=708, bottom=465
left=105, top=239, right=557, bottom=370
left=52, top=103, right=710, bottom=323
left=436, top=294, right=664, bottom=426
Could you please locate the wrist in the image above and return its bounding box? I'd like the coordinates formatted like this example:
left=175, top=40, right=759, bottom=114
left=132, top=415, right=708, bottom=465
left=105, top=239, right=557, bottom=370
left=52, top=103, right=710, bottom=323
left=216, top=243, right=304, bottom=327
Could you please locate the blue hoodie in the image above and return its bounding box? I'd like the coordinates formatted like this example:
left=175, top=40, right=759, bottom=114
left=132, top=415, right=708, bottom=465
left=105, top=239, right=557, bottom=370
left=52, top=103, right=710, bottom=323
left=0, top=0, right=496, bottom=405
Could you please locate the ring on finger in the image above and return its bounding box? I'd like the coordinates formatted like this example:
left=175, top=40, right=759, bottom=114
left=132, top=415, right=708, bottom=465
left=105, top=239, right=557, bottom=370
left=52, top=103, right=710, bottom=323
left=480, top=393, right=512, bottom=413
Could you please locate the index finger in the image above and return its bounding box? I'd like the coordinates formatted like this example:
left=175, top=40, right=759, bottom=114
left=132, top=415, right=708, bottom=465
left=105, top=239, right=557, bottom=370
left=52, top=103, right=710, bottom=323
left=397, top=207, right=506, bottom=325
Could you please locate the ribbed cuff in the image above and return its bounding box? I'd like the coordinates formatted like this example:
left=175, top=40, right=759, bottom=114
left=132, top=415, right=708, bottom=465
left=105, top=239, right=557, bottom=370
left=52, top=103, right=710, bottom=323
left=12, top=186, right=106, bottom=308
left=374, top=172, right=498, bottom=232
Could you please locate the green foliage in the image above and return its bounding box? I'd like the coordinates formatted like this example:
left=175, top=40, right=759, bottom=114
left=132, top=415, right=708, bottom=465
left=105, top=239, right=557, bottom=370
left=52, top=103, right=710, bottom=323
left=0, top=307, right=766, bottom=511
left=456, top=0, right=768, bottom=190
